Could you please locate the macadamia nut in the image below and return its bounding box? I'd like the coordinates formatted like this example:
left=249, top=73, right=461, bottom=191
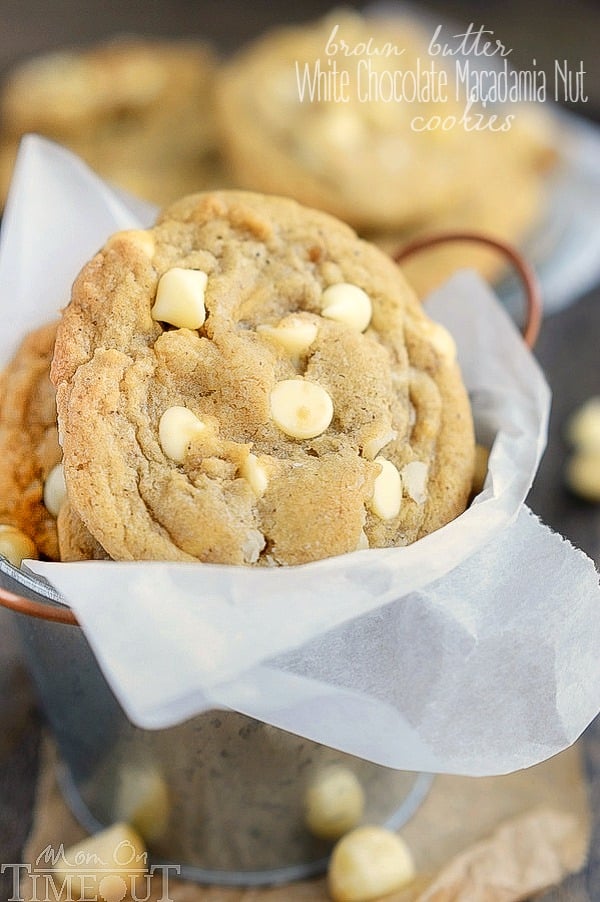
left=565, top=396, right=600, bottom=452
left=401, top=461, right=428, bottom=504
left=565, top=451, right=600, bottom=503
left=328, top=825, right=415, bottom=902
left=304, top=766, right=365, bottom=840
left=241, top=453, right=269, bottom=496
left=53, top=822, right=147, bottom=900
left=114, top=765, right=170, bottom=843
left=0, top=524, right=38, bottom=567
left=257, top=316, right=318, bottom=355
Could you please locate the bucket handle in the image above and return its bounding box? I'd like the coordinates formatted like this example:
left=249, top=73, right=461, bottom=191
left=393, top=230, right=542, bottom=349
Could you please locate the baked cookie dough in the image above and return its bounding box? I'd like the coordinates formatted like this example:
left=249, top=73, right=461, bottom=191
left=0, top=38, right=227, bottom=207
left=57, top=503, right=108, bottom=562
left=0, top=321, right=108, bottom=561
left=0, top=322, right=63, bottom=559
left=52, top=191, right=474, bottom=566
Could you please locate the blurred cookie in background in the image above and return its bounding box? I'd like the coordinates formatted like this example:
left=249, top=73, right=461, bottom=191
left=369, top=108, right=557, bottom=296
left=216, top=11, right=557, bottom=293
left=0, top=37, right=229, bottom=207
left=217, top=11, right=472, bottom=230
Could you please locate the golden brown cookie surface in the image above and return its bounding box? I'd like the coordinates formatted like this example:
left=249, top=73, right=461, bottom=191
left=0, top=323, right=62, bottom=558
left=56, top=503, right=108, bottom=562
left=0, top=322, right=109, bottom=562
left=53, top=191, right=474, bottom=566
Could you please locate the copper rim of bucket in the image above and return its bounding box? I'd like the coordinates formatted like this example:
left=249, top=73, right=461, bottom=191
left=0, top=231, right=543, bottom=628
left=393, top=230, right=542, bottom=349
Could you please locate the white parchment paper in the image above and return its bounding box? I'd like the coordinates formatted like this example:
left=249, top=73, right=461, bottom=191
left=3, top=137, right=599, bottom=776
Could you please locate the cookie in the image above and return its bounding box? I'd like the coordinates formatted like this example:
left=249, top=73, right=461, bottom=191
left=0, top=321, right=109, bottom=562
left=216, top=13, right=469, bottom=230
left=216, top=13, right=554, bottom=234
left=52, top=191, right=474, bottom=566
left=0, top=322, right=63, bottom=558
left=0, top=38, right=227, bottom=207
left=57, top=503, right=108, bottom=562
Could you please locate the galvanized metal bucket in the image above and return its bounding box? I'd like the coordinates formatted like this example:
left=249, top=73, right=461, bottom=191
left=0, top=558, right=432, bottom=886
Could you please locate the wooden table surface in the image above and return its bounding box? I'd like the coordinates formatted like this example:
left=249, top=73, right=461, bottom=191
left=0, top=1, right=598, bottom=899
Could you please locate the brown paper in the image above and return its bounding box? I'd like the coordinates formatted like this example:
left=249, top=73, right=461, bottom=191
left=21, top=736, right=590, bottom=902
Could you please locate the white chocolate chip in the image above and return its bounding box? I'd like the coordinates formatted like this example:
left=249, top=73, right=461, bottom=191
left=304, top=766, right=365, bottom=840
left=565, top=451, right=600, bottom=503
left=401, top=461, right=428, bottom=504
left=257, top=316, right=318, bottom=356
left=362, top=428, right=397, bottom=461
left=158, top=406, right=206, bottom=463
left=369, top=457, right=402, bottom=520
left=241, top=453, right=269, bottom=496
left=270, top=379, right=334, bottom=440
left=0, top=525, right=38, bottom=567
left=565, top=396, right=600, bottom=452
left=321, top=283, right=372, bottom=332
left=43, top=462, right=67, bottom=518
left=151, top=268, right=207, bottom=330
left=328, top=826, right=415, bottom=902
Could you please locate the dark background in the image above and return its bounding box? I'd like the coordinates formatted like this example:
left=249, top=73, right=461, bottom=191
left=0, top=0, right=598, bottom=121
left=0, top=2, right=598, bottom=899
